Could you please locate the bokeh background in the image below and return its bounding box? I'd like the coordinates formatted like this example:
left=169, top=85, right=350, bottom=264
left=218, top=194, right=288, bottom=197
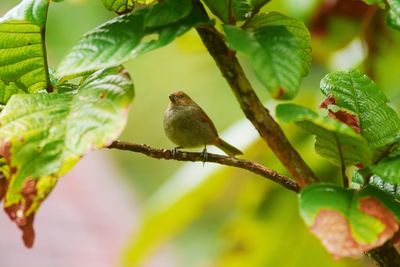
left=1, top=0, right=400, bottom=266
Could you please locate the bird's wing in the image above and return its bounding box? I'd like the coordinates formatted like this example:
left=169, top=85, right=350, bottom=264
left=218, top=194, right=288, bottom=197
left=197, top=106, right=219, bottom=136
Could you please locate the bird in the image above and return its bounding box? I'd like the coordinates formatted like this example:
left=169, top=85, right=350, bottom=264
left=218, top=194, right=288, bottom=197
left=163, top=91, right=243, bottom=157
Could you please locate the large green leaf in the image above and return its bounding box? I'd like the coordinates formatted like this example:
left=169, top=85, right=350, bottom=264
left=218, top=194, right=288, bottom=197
left=320, top=70, right=400, bottom=160
left=224, top=12, right=311, bottom=99
left=300, top=184, right=400, bottom=258
left=0, top=67, right=134, bottom=247
left=57, top=3, right=209, bottom=80
left=102, top=0, right=134, bottom=14
left=276, top=104, right=372, bottom=167
left=0, top=0, right=50, bottom=104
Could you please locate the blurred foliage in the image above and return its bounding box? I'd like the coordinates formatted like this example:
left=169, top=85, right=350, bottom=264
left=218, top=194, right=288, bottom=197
left=2, top=0, right=400, bottom=266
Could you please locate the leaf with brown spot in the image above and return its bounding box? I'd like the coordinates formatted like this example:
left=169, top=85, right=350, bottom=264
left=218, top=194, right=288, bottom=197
left=319, top=96, right=336, bottom=109
left=300, top=184, right=400, bottom=258
left=321, top=70, right=400, bottom=161
left=277, top=104, right=372, bottom=168
left=0, top=67, right=134, bottom=247
left=327, top=110, right=360, bottom=134
left=0, top=156, right=9, bottom=201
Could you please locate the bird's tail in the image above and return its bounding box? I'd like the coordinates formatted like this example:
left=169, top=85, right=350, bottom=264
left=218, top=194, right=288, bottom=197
left=216, top=138, right=243, bottom=156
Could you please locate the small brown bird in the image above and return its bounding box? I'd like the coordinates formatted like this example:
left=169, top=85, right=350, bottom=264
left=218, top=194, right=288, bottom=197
left=163, top=91, right=243, bottom=156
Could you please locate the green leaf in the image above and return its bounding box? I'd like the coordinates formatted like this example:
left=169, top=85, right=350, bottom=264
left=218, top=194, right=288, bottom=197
left=57, top=5, right=209, bottom=79
left=352, top=170, right=400, bottom=199
left=367, top=155, right=400, bottom=184
left=387, top=0, right=400, bottom=30
left=320, top=70, right=400, bottom=160
left=233, top=0, right=252, bottom=21
left=276, top=104, right=372, bottom=167
left=144, top=0, right=192, bottom=27
left=102, top=0, right=134, bottom=14
left=276, top=103, right=318, bottom=122
left=202, top=0, right=228, bottom=22
left=0, top=0, right=50, bottom=104
left=224, top=12, right=312, bottom=99
left=363, top=0, right=400, bottom=31
left=202, top=0, right=251, bottom=23
left=300, top=184, right=400, bottom=258
left=370, top=175, right=400, bottom=200
left=251, top=0, right=271, bottom=10
left=362, top=0, right=386, bottom=6
left=0, top=67, right=134, bottom=247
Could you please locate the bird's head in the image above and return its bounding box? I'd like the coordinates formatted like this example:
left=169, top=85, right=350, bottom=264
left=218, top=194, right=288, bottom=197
left=169, top=91, right=193, bottom=106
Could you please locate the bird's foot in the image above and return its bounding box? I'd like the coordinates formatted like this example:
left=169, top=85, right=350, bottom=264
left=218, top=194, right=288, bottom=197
left=201, top=146, right=208, bottom=166
left=171, top=147, right=182, bottom=157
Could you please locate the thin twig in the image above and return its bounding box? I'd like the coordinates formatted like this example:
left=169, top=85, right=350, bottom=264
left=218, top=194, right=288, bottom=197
left=193, top=1, right=318, bottom=187
left=108, top=141, right=300, bottom=193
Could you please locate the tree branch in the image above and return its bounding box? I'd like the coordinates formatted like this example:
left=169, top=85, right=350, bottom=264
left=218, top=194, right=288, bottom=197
left=194, top=2, right=318, bottom=187
left=108, top=141, right=300, bottom=193
left=366, top=241, right=400, bottom=267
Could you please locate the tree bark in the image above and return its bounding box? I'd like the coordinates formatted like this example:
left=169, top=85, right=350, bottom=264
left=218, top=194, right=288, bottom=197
left=367, top=242, right=400, bottom=267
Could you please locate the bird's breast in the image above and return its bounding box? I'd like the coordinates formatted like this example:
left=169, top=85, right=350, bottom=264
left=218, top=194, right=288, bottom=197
left=163, top=106, right=217, bottom=148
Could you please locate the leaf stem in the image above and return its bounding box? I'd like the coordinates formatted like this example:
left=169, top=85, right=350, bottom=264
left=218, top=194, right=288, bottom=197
left=41, top=1, right=52, bottom=93
left=108, top=141, right=300, bottom=193
left=227, top=0, right=236, bottom=24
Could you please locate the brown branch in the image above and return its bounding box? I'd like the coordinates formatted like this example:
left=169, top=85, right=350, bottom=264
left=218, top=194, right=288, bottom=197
left=193, top=2, right=318, bottom=187
left=366, top=241, right=400, bottom=267
left=108, top=141, right=300, bottom=193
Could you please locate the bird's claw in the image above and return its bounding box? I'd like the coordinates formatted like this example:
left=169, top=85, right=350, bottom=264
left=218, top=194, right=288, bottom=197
left=171, top=147, right=181, bottom=157
left=201, top=147, right=208, bottom=166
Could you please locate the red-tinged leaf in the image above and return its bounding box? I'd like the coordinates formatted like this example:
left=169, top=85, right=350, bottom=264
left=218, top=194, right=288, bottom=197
left=5, top=205, right=35, bottom=248
left=0, top=67, right=134, bottom=247
left=320, top=96, right=361, bottom=133
left=319, top=96, right=336, bottom=109
left=327, top=110, right=361, bottom=133
left=321, top=70, right=400, bottom=160
left=0, top=174, right=7, bottom=201
left=300, top=184, right=400, bottom=258
left=4, top=179, right=37, bottom=247
left=0, top=156, right=9, bottom=202
left=310, top=198, right=398, bottom=258
left=277, top=104, right=372, bottom=167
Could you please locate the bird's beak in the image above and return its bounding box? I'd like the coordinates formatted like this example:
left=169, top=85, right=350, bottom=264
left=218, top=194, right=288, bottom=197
left=169, top=94, right=176, bottom=103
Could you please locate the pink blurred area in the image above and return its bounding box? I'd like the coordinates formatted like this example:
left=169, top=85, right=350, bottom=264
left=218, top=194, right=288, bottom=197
left=0, top=151, right=139, bottom=267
